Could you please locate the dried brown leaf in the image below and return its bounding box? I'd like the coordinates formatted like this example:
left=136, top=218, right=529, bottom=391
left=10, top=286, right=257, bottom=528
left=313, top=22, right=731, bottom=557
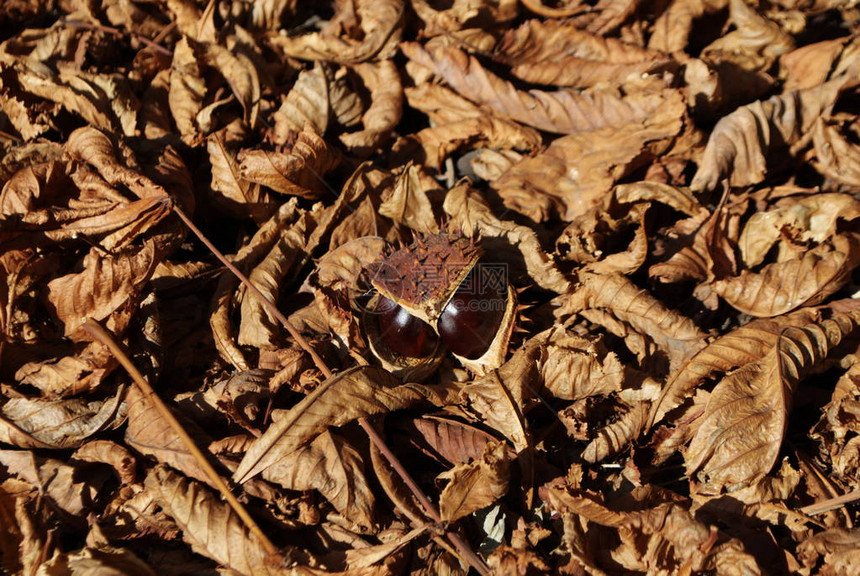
left=210, top=200, right=299, bottom=370
left=701, top=0, right=795, bottom=72
left=73, top=440, right=137, bottom=485
left=144, top=466, right=297, bottom=576
left=739, top=193, right=860, bottom=268
left=714, top=233, right=860, bottom=318
left=541, top=331, right=625, bottom=401
left=238, top=127, right=341, bottom=199
left=491, top=92, right=686, bottom=222
left=499, top=19, right=673, bottom=88
left=0, top=450, right=108, bottom=517
left=548, top=486, right=760, bottom=574
left=0, top=393, right=125, bottom=449
left=125, top=386, right=219, bottom=488
left=397, top=415, right=501, bottom=467
left=561, top=273, right=708, bottom=371
left=403, top=42, right=684, bottom=135
left=207, top=132, right=274, bottom=222
left=268, top=0, right=403, bottom=63
left=339, top=60, right=403, bottom=152
left=649, top=307, right=821, bottom=428
left=238, top=211, right=311, bottom=348
left=66, top=127, right=171, bottom=201
left=686, top=310, right=860, bottom=491
left=329, top=195, right=379, bottom=250
left=796, top=527, right=860, bottom=574
left=443, top=183, right=571, bottom=294
left=203, top=29, right=261, bottom=129
left=438, top=441, right=511, bottom=522
left=398, top=115, right=541, bottom=170
left=690, top=73, right=858, bottom=193
left=582, top=402, right=650, bottom=463
left=39, top=545, right=158, bottom=576
left=649, top=0, right=729, bottom=53
left=378, top=164, right=440, bottom=234
left=14, top=338, right=120, bottom=397
left=812, top=114, right=860, bottom=187
left=234, top=366, right=430, bottom=483
left=780, top=37, right=855, bottom=91
left=168, top=36, right=206, bottom=144
left=274, top=63, right=331, bottom=138
left=261, top=429, right=376, bottom=529
left=47, top=241, right=160, bottom=339
left=459, top=340, right=543, bottom=452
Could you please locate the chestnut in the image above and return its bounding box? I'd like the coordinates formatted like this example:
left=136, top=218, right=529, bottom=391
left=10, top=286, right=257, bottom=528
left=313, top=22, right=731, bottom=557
left=437, top=266, right=506, bottom=359
left=374, top=295, right=439, bottom=358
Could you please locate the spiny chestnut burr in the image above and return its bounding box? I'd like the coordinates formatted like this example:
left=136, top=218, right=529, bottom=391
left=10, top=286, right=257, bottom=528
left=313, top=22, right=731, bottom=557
left=363, top=232, right=517, bottom=376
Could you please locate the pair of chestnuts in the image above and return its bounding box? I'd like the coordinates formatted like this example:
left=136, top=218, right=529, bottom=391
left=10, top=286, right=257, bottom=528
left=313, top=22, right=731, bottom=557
left=362, top=233, right=516, bottom=379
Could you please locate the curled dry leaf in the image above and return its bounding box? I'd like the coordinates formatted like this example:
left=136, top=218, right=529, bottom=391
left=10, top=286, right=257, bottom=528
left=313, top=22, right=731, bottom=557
left=701, top=0, right=795, bottom=72
left=649, top=307, right=821, bottom=428
left=339, top=60, right=403, bottom=152
left=269, top=0, right=404, bottom=63
left=686, top=310, right=860, bottom=492
left=207, top=131, right=274, bottom=223
left=691, top=73, right=858, bottom=193
left=238, top=211, right=312, bottom=349
left=796, top=527, right=860, bottom=574
left=714, top=233, right=860, bottom=318
left=540, top=331, right=625, bottom=401
left=738, top=193, right=860, bottom=268
left=560, top=272, right=708, bottom=371
left=443, top=183, right=571, bottom=294
left=377, top=164, right=439, bottom=234
left=548, top=486, right=760, bottom=574
left=234, top=366, right=431, bottom=484
left=649, top=0, right=729, bottom=53
left=238, top=126, right=341, bottom=199
left=438, top=441, right=511, bottom=523
left=812, top=113, right=860, bottom=187
left=780, top=36, right=858, bottom=91
left=203, top=29, right=262, bottom=129
left=210, top=199, right=299, bottom=370
left=459, top=339, right=543, bottom=453
left=168, top=36, right=206, bottom=144
left=47, top=241, right=161, bottom=339
left=0, top=449, right=108, bottom=517
left=0, top=393, right=125, bottom=449
left=274, top=63, right=331, bottom=138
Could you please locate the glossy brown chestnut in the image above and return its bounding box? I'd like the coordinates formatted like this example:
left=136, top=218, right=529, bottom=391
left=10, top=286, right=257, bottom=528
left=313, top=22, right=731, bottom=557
left=374, top=295, right=439, bottom=358
left=437, top=266, right=506, bottom=359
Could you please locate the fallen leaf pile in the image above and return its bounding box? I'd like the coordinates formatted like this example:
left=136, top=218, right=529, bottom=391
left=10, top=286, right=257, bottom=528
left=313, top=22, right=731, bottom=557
left=1, top=0, right=859, bottom=574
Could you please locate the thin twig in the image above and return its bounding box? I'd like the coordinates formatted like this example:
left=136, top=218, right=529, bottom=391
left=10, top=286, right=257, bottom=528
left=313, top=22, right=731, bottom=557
left=64, top=19, right=173, bottom=56
left=171, top=205, right=492, bottom=576
left=83, top=319, right=280, bottom=557
left=800, top=488, right=860, bottom=516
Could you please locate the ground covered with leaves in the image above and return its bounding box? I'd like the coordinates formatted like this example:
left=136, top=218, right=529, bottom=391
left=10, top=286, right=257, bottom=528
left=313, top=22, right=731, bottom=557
left=1, top=0, right=859, bottom=574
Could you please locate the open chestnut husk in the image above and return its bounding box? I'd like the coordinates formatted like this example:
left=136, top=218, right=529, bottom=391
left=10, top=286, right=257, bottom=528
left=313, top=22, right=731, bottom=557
left=363, top=233, right=516, bottom=376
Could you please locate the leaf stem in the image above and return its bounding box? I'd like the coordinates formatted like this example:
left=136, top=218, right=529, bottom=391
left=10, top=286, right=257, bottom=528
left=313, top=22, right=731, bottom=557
left=83, top=319, right=280, bottom=556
